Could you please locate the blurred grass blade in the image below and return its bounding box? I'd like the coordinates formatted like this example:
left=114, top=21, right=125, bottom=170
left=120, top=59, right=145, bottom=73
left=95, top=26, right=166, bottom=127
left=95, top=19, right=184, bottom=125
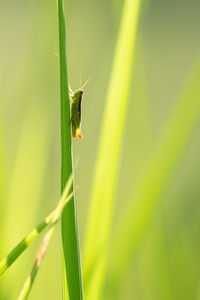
left=0, top=96, right=6, bottom=248
left=2, top=103, right=52, bottom=300
left=106, top=60, right=200, bottom=296
left=0, top=175, right=73, bottom=276
left=18, top=227, right=55, bottom=300
left=17, top=179, right=74, bottom=300
left=4, top=103, right=51, bottom=249
left=57, top=0, right=84, bottom=299
left=83, top=0, right=141, bottom=298
left=0, top=212, right=53, bottom=276
left=166, top=191, right=197, bottom=299
left=124, top=39, right=153, bottom=173
left=0, top=89, right=7, bottom=298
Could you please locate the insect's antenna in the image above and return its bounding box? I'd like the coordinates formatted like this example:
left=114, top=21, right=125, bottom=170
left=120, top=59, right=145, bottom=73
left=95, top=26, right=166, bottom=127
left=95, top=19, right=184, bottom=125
left=80, top=72, right=82, bottom=89
left=81, top=78, right=91, bottom=89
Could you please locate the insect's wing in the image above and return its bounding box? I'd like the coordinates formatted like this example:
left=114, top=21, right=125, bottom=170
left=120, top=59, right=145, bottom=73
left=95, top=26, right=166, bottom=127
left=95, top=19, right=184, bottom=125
left=71, top=123, right=76, bottom=137
left=71, top=120, right=82, bottom=138
left=78, top=92, right=83, bottom=122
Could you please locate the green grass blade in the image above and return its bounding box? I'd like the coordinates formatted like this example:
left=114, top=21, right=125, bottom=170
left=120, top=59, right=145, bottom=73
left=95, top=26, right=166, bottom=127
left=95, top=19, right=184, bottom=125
left=83, top=0, right=141, bottom=298
left=57, top=0, right=83, bottom=299
left=0, top=175, right=73, bottom=276
left=4, top=104, right=51, bottom=250
left=0, top=96, right=6, bottom=246
left=17, top=227, right=55, bottom=300
left=17, top=183, right=74, bottom=300
left=105, top=60, right=200, bottom=296
left=0, top=212, right=53, bottom=276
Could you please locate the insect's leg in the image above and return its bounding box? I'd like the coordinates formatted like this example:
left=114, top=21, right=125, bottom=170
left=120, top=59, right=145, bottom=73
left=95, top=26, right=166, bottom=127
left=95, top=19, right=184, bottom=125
left=68, top=84, right=73, bottom=96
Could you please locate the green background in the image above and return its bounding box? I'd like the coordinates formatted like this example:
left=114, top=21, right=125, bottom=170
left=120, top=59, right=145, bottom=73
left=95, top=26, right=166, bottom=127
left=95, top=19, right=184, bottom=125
left=0, top=0, right=200, bottom=299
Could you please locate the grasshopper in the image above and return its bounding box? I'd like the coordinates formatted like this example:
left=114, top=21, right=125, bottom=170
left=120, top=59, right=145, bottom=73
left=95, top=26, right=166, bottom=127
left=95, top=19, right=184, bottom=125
left=69, top=77, right=89, bottom=139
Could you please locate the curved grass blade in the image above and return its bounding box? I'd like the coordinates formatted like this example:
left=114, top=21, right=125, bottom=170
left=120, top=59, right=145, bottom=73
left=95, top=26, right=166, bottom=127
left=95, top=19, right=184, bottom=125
left=17, top=227, right=55, bottom=300
left=0, top=175, right=73, bottom=277
left=105, top=59, right=200, bottom=297
left=17, top=187, right=74, bottom=300
left=83, top=0, right=141, bottom=298
left=0, top=212, right=54, bottom=276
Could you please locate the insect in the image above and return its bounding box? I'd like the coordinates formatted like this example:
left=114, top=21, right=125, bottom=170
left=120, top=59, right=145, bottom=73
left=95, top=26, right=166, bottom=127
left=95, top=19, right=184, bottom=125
left=69, top=77, right=90, bottom=139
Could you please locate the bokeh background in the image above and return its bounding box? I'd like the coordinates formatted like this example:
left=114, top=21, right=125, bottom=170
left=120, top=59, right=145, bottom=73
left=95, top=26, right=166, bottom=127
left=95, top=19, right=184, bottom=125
left=0, top=0, right=200, bottom=299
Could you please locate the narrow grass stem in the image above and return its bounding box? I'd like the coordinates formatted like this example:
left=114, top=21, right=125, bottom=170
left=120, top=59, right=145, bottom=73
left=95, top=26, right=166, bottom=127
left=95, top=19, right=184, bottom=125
left=17, top=187, right=74, bottom=300
left=57, top=0, right=84, bottom=298
left=0, top=212, right=53, bottom=276
left=17, top=227, right=55, bottom=300
left=0, top=175, right=73, bottom=276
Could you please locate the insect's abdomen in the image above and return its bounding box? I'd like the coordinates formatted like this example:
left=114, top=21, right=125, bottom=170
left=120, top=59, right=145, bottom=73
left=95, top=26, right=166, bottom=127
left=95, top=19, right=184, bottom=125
left=71, top=122, right=82, bottom=138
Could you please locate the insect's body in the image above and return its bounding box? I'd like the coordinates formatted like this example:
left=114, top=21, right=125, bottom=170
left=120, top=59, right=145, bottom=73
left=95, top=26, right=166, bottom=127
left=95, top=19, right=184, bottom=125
left=69, top=78, right=89, bottom=139
left=70, top=89, right=83, bottom=138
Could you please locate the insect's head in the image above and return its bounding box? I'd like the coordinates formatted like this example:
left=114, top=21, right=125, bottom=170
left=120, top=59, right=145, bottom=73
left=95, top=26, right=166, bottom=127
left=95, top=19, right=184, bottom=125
left=69, top=77, right=90, bottom=99
left=73, top=89, right=83, bottom=98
